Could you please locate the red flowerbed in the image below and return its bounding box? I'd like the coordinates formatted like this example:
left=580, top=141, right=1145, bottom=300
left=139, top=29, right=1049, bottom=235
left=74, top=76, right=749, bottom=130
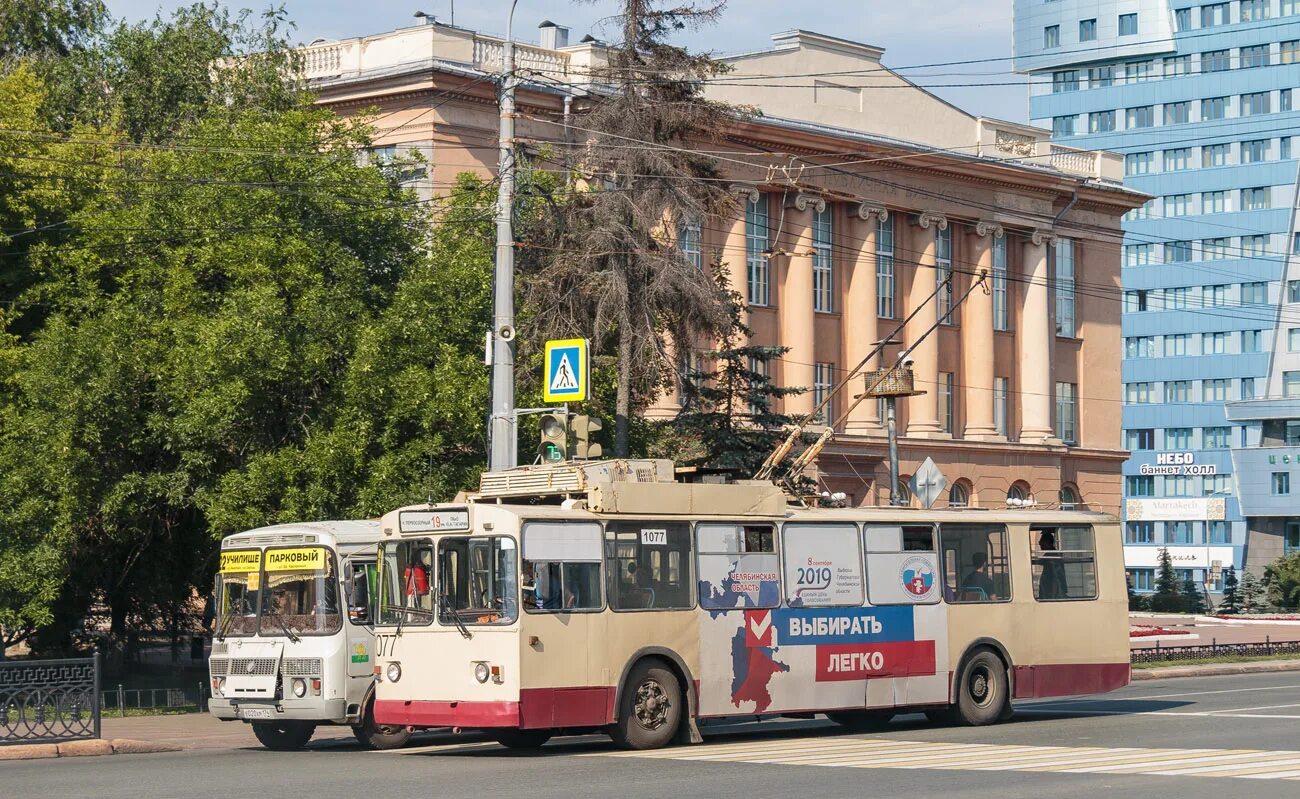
left=1212, top=615, right=1300, bottom=621
left=1130, top=626, right=1192, bottom=637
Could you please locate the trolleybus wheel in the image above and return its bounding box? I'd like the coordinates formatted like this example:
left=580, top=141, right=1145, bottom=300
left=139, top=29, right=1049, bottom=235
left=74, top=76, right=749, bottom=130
left=611, top=660, right=682, bottom=751
left=493, top=728, right=554, bottom=750
left=825, top=710, right=895, bottom=732
left=948, top=648, right=1009, bottom=727
left=251, top=721, right=317, bottom=750
left=352, top=699, right=412, bottom=750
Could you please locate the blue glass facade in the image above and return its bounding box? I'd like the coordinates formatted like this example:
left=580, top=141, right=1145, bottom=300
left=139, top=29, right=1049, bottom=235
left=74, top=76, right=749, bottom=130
left=1014, top=0, right=1300, bottom=590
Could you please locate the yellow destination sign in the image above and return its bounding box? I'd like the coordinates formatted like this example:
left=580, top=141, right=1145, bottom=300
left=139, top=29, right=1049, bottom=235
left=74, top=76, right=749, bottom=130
left=264, top=547, right=329, bottom=572
left=219, top=550, right=262, bottom=574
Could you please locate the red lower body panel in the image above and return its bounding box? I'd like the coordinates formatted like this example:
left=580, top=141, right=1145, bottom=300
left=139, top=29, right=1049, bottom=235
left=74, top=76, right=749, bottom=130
left=375, top=699, right=519, bottom=728
left=519, top=687, right=614, bottom=728
left=375, top=687, right=615, bottom=730
left=1013, top=663, right=1130, bottom=699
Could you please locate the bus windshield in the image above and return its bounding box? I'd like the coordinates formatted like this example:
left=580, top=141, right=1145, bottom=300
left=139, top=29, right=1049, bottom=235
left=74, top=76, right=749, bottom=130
left=215, top=549, right=262, bottom=637
left=258, top=546, right=342, bottom=637
left=438, top=536, right=518, bottom=625
left=377, top=539, right=436, bottom=625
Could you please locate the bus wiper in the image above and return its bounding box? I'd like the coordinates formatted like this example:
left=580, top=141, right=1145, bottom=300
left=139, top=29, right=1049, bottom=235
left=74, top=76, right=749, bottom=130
left=216, top=610, right=236, bottom=642
left=265, top=606, right=301, bottom=643
left=439, top=592, right=472, bottom=639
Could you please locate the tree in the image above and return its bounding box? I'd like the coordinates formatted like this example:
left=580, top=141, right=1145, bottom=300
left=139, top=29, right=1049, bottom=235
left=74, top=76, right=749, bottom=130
left=0, top=0, right=105, bottom=60
left=1180, top=579, right=1207, bottom=615
left=1239, top=569, right=1266, bottom=614
left=1127, top=573, right=1147, bottom=612
left=1264, top=553, right=1300, bottom=611
left=525, top=0, right=738, bottom=456
left=1149, top=547, right=1184, bottom=613
left=1219, top=566, right=1240, bottom=615
left=651, top=261, right=803, bottom=474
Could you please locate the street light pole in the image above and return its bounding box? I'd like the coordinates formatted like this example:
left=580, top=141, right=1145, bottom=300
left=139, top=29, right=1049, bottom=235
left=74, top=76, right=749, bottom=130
left=489, top=0, right=521, bottom=471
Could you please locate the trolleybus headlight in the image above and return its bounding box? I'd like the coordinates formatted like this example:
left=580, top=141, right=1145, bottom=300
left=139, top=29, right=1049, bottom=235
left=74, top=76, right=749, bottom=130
left=386, top=662, right=402, bottom=683
left=292, top=678, right=307, bottom=698
left=474, top=662, right=490, bottom=684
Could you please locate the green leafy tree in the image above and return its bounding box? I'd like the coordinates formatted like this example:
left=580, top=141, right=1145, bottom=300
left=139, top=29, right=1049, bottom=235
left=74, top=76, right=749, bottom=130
left=1219, top=566, right=1240, bottom=615
left=1239, top=569, right=1266, bottom=614
left=1149, top=547, right=1184, bottom=613
left=0, top=0, right=105, bottom=60
left=1263, top=553, right=1300, bottom=611
left=650, top=261, right=803, bottom=474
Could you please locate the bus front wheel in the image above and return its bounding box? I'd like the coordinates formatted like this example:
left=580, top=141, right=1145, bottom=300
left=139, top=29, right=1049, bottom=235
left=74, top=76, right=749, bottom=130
left=353, top=700, right=412, bottom=750
left=948, top=649, right=1009, bottom=726
left=611, top=660, right=682, bottom=750
left=252, top=721, right=316, bottom=750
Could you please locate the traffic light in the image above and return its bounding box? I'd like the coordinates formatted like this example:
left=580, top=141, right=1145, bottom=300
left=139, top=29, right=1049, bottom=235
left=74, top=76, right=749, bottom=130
left=573, top=415, right=603, bottom=460
left=538, top=412, right=568, bottom=462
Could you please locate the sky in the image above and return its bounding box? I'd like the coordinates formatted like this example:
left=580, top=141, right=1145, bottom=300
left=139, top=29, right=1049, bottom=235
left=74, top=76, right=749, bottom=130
left=105, top=0, right=1027, bottom=122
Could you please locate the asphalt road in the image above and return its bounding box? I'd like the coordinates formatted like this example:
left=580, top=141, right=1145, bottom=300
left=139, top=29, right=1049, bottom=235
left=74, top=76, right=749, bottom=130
left=10, top=671, right=1300, bottom=799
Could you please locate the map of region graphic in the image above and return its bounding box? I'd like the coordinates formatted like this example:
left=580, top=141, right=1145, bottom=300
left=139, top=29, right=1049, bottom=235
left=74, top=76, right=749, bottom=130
left=728, top=622, right=788, bottom=712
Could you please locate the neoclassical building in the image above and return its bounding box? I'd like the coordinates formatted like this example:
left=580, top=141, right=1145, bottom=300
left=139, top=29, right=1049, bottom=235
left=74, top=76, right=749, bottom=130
left=303, top=20, right=1145, bottom=512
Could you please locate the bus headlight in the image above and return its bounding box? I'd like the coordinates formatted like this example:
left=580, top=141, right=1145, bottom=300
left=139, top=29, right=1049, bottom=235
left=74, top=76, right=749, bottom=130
left=474, top=662, right=490, bottom=684
left=386, top=662, right=402, bottom=683
left=292, top=678, right=307, bottom=698
left=214, top=677, right=226, bottom=697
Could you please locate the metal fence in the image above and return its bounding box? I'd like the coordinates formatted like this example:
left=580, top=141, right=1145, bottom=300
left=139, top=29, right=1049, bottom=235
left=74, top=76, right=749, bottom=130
left=1132, top=638, right=1300, bottom=664
left=100, top=684, right=206, bottom=715
left=0, top=655, right=101, bottom=746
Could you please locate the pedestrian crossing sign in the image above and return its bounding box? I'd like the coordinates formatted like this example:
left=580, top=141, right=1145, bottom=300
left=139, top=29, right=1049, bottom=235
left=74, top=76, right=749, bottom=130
left=544, top=338, right=588, bottom=403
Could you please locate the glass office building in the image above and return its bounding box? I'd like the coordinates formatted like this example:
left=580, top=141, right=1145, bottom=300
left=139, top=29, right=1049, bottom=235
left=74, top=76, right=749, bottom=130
left=1014, top=1, right=1300, bottom=594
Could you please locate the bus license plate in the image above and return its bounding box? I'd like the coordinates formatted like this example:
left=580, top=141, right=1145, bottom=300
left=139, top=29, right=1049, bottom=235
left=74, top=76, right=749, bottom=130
left=240, top=707, right=274, bottom=720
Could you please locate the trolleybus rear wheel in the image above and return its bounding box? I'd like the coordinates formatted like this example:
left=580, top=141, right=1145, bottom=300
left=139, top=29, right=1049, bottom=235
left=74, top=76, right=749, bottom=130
left=826, top=709, right=895, bottom=732
left=493, top=729, right=554, bottom=749
left=948, top=648, right=1008, bottom=726
left=352, top=699, right=412, bottom=750
left=611, top=660, right=682, bottom=751
left=252, top=720, right=317, bottom=750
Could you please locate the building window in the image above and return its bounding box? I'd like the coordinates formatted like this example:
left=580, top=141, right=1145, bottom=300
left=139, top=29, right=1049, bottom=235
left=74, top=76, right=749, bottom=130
left=1164, top=101, right=1191, bottom=125
left=1166, top=427, right=1193, bottom=448
left=1164, top=54, right=1192, bottom=77
left=1242, top=139, right=1271, bottom=163
left=1284, top=138, right=1293, bottom=159
left=1079, top=18, right=1097, bottom=41
left=1283, top=372, right=1300, bottom=398
left=678, top=221, right=702, bottom=270
left=1202, top=426, right=1231, bottom=449
left=1243, top=235, right=1270, bottom=256
left=1053, top=70, right=1080, bottom=93
left=1243, top=329, right=1263, bottom=352
left=1124, top=243, right=1152, bottom=266
left=812, top=206, right=833, bottom=313
left=1202, top=3, right=1229, bottom=28
left=1284, top=40, right=1300, bottom=64
left=1203, top=379, right=1230, bottom=402
left=1125, top=199, right=1154, bottom=222
left=1202, top=49, right=1231, bottom=72
left=1125, top=152, right=1153, bottom=175
left=1287, top=0, right=1300, bottom=18
left=1044, top=25, right=1060, bottom=49
left=936, top=226, right=953, bottom=323
left=1118, top=13, right=1138, bottom=35
left=1129, top=568, right=1155, bottom=593
left=992, top=236, right=1008, bottom=330
left=1057, top=487, right=1082, bottom=512
left=745, top=194, right=769, bottom=306
left=1287, top=521, right=1300, bottom=551
left=1164, top=241, right=1192, bottom=262
left=1167, top=519, right=1195, bottom=541
left=948, top=482, right=970, bottom=508
left=1126, top=475, right=1155, bottom=497
left=747, top=356, right=768, bottom=416
left=1126, top=428, right=1155, bottom=450
left=1055, top=238, right=1075, bottom=336
left=1203, top=236, right=1230, bottom=258
left=940, top=372, right=955, bottom=434
left=1205, top=478, right=1232, bottom=499
left=1205, top=284, right=1228, bottom=306
left=1166, top=334, right=1189, bottom=356
left=1274, top=472, right=1292, bottom=496
left=1088, top=65, right=1115, bottom=87
left=1201, top=97, right=1227, bottom=121
left=1055, top=382, right=1077, bottom=445
left=1124, top=289, right=1150, bottom=312
left=1203, top=332, right=1228, bottom=354
left=1207, top=521, right=1230, bottom=544
left=1164, top=148, right=1191, bottom=171
left=1165, top=289, right=1188, bottom=310
left=994, top=377, right=1009, bottom=438
left=876, top=216, right=895, bottom=318
left=1291, top=328, right=1300, bottom=352
left=1241, top=92, right=1271, bottom=117
left=1202, top=144, right=1229, bottom=168
left=1127, top=106, right=1154, bottom=129
left=1053, top=116, right=1076, bottom=136
left=1243, top=377, right=1257, bottom=399
left=1242, top=187, right=1271, bottom=210
left=1165, top=195, right=1193, bottom=218
left=1088, top=110, right=1115, bottom=133
left=1166, top=381, right=1192, bottom=403
left=1126, top=336, right=1156, bottom=358
left=1125, top=60, right=1153, bottom=82
left=1175, top=8, right=1192, bottom=31
left=1125, top=382, right=1155, bottom=404
left=1285, top=90, right=1294, bottom=112
left=1241, top=0, right=1270, bottom=22
left=813, top=362, right=835, bottom=425
left=1241, top=44, right=1271, bottom=68
left=1289, top=280, right=1300, bottom=303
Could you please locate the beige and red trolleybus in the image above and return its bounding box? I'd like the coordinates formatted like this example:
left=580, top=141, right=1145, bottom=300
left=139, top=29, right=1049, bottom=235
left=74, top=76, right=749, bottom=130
left=370, top=460, right=1129, bottom=750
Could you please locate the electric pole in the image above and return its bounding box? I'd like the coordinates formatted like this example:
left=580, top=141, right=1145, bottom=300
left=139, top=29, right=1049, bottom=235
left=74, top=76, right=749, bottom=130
left=489, top=0, right=521, bottom=471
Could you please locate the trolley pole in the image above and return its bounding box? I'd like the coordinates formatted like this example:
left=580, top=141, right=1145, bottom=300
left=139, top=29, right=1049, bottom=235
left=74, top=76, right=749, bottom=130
left=489, top=0, right=521, bottom=471
left=886, top=397, right=902, bottom=506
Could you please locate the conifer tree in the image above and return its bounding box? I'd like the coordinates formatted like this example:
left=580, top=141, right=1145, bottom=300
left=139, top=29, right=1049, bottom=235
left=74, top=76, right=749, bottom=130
left=1239, top=569, right=1266, bottom=613
left=1219, top=567, right=1240, bottom=615
left=1150, top=548, right=1184, bottom=613
left=1180, top=579, right=1207, bottom=615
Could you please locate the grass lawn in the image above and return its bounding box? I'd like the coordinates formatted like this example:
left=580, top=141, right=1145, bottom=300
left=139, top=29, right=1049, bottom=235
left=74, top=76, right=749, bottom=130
left=1133, top=653, right=1300, bottom=669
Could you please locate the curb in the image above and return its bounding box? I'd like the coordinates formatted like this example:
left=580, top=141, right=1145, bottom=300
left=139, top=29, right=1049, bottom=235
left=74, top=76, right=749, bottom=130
left=0, top=738, right=181, bottom=762
left=1132, top=659, right=1300, bottom=681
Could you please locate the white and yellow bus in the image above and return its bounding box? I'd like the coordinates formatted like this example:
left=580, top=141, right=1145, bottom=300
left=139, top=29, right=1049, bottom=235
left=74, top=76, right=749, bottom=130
left=370, top=460, right=1129, bottom=750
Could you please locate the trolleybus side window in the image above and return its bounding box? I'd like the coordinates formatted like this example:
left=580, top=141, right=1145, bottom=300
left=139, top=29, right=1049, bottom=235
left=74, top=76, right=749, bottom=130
left=864, top=525, right=942, bottom=605
left=696, top=523, right=780, bottom=610
left=1030, top=525, right=1098, bottom=601
left=522, top=521, right=603, bottom=612
left=438, top=536, right=518, bottom=625
left=782, top=523, right=864, bottom=607
left=605, top=522, right=692, bottom=610
left=377, top=540, right=435, bottom=625
left=940, top=524, right=1010, bottom=603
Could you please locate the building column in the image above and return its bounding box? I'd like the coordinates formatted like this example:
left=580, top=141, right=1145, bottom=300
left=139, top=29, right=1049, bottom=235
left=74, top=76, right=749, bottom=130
left=722, top=184, right=757, bottom=337
left=780, top=193, right=821, bottom=419
left=1020, top=229, right=1059, bottom=444
left=963, top=221, right=1003, bottom=441
left=905, top=211, right=947, bottom=438
left=844, top=202, right=886, bottom=435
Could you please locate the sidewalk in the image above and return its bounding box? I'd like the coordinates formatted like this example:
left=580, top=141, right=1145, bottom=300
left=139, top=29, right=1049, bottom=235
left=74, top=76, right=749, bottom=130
left=99, top=712, right=355, bottom=751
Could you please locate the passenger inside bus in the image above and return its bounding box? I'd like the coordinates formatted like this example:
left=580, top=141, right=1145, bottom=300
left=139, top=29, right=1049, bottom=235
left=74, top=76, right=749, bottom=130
left=961, top=552, right=998, bottom=600
left=1035, top=530, right=1068, bottom=600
